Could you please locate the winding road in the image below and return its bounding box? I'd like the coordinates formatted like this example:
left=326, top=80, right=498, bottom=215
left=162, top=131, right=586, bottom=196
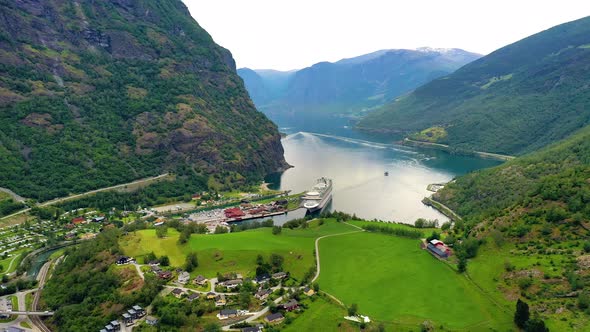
left=311, top=222, right=363, bottom=283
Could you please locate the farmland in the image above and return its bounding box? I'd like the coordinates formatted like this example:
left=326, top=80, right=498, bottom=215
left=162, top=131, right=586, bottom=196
left=317, top=231, right=514, bottom=330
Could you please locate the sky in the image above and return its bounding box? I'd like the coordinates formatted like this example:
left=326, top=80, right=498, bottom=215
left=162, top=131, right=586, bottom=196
left=184, top=0, right=590, bottom=71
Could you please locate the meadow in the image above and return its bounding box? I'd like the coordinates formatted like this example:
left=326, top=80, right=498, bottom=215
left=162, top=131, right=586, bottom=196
left=120, top=220, right=354, bottom=280
left=317, top=231, right=514, bottom=330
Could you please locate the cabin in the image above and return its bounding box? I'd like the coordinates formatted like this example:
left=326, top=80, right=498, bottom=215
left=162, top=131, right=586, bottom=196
left=127, top=309, right=138, bottom=319
left=303, top=287, right=315, bottom=296
left=427, top=239, right=451, bottom=258
left=193, top=275, right=208, bottom=286
left=217, top=309, right=238, bottom=320
left=215, top=294, right=226, bottom=306
left=282, top=299, right=299, bottom=311
left=254, top=289, right=273, bottom=301
left=146, top=316, right=158, bottom=326
left=206, top=292, right=217, bottom=299
left=171, top=288, right=184, bottom=298
left=187, top=292, right=200, bottom=302
left=157, top=271, right=172, bottom=279
left=272, top=272, right=287, bottom=280
left=105, top=324, right=114, bottom=332
left=178, top=271, right=190, bottom=284
left=265, top=312, right=284, bottom=323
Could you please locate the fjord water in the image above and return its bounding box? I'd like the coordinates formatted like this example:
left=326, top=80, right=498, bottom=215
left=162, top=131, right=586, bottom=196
left=266, top=131, right=500, bottom=224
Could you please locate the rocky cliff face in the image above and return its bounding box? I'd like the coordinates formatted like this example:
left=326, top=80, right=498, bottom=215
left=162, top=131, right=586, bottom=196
left=0, top=0, right=287, bottom=200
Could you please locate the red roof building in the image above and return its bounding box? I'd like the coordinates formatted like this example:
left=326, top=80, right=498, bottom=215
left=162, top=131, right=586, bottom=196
left=72, top=217, right=85, bottom=225
left=224, top=207, right=245, bottom=218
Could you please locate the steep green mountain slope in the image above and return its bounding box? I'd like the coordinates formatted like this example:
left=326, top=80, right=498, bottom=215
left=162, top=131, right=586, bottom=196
left=359, top=16, right=590, bottom=155
left=238, top=48, right=480, bottom=128
left=0, top=0, right=286, bottom=201
left=433, top=125, right=590, bottom=329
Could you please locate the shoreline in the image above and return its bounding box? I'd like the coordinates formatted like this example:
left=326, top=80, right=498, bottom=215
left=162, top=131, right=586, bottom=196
left=401, top=138, right=515, bottom=162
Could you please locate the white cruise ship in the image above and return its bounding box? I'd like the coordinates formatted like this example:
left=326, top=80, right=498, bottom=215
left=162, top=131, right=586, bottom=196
left=301, top=177, right=332, bottom=212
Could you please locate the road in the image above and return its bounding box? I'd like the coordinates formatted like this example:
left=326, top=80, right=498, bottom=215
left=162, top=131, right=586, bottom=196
left=1, top=173, right=171, bottom=221
left=311, top=223, right=363, bottom=283
left=30, top=259, right=53, bottom=332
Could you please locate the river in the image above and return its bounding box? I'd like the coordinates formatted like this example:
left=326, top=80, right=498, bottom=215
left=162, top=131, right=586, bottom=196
left=265, top=131, right=501, bottom=224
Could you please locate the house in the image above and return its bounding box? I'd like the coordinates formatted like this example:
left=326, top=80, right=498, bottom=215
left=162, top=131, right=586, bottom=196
left=265, top=312, right=284, bottom=323
left=206, top=292, right=216, bottom=299
left=224, top=207, right=245, bottom=219
left=303, top=287, right=315, bottom=296
left=157, top=271, right=172, bottom=279
left=146, top=316, right=158, bottom=326
left=427, top=239, right=451, bottom=258
left=122, top=313, right=133, bottom=325
left=105, top=324, right=114, bottom=332
left=132, top=305, right=145, bottom=317
left=222, top=279, right=242, bottom=289
left=254, top=289, right=272, bottom=301
left=193, top=275, right=208, bottom=286
left=178, top=271, right=190, bottom=284
left=171, top=288, right=184, bottom=298
left=215, top=294, right=226, bottom=306
left=217, top=309, right=238, bottom=320
left=282, top=299, right=299, bottom=311
left=272, top=272, right=287, bottom=280
left=187, top=292, right=200, bottom=302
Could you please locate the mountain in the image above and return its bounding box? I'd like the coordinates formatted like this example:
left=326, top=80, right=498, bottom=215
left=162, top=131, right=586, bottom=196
left=237, top=68, right=295, bottom=106
left=431, top=124, right=590, bottom=330
left=0, top=0, right=287, bottom=201
left=238, top=48, right=480, bottom=128
left=359, top=16, right=590, bottom=156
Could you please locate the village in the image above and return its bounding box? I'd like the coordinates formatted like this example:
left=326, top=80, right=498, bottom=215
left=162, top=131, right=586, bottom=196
left=107, top=254, right=318, bottom=331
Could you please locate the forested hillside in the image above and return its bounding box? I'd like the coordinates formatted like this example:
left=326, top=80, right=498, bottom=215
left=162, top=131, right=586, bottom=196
left=0, top=0, right=287, bottom=201
left=433, top=125, right=590, bottom=329
left=359, top=16, right=590, bottom=156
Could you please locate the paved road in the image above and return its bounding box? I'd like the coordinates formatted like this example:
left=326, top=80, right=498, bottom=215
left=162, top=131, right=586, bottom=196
left=311, top=223, right=363, bottom=283
left=1, top=173, right=170, bottom=221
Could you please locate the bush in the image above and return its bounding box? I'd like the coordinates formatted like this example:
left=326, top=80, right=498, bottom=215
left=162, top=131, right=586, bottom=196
left=272, top=226, right=282, bottom=235
left=362, top=224, right=422, bottom=239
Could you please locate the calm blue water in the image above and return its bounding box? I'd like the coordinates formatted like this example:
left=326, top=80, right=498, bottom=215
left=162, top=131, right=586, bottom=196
left=265, top=131, right=500, bottom=224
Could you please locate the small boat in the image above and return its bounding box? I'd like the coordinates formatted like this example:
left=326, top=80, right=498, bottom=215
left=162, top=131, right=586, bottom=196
left=384, top=171, right=389, bottom=176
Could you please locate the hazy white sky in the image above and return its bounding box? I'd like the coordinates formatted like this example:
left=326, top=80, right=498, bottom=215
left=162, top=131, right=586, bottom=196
left=184, top=0, right=589, bottom=71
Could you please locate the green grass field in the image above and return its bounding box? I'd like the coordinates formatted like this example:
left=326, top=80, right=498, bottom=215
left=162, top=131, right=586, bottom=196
left=282, top=296, right=355, bottom=332
left=318, top=232, right=514, bottom=330
left=120, top=220, right=354, bottom=280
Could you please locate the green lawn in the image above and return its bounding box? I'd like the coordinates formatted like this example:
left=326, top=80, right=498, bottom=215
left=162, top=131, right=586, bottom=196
left=121, top=220, right=354, bottom=280
left=347, top=220, right=437, bottom=237
left=318, top=232, right=514, bottom=330
left=282, top=296, right=354, bottom=332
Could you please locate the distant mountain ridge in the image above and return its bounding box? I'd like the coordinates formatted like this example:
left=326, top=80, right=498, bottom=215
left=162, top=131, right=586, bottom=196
left=359, top=16, right=590, bottom=156
left=238, top=48, right=480, bottom=128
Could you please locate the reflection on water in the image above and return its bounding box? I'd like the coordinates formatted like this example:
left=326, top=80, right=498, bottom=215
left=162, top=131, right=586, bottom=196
left=266, top=132, right=501, bottom=224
